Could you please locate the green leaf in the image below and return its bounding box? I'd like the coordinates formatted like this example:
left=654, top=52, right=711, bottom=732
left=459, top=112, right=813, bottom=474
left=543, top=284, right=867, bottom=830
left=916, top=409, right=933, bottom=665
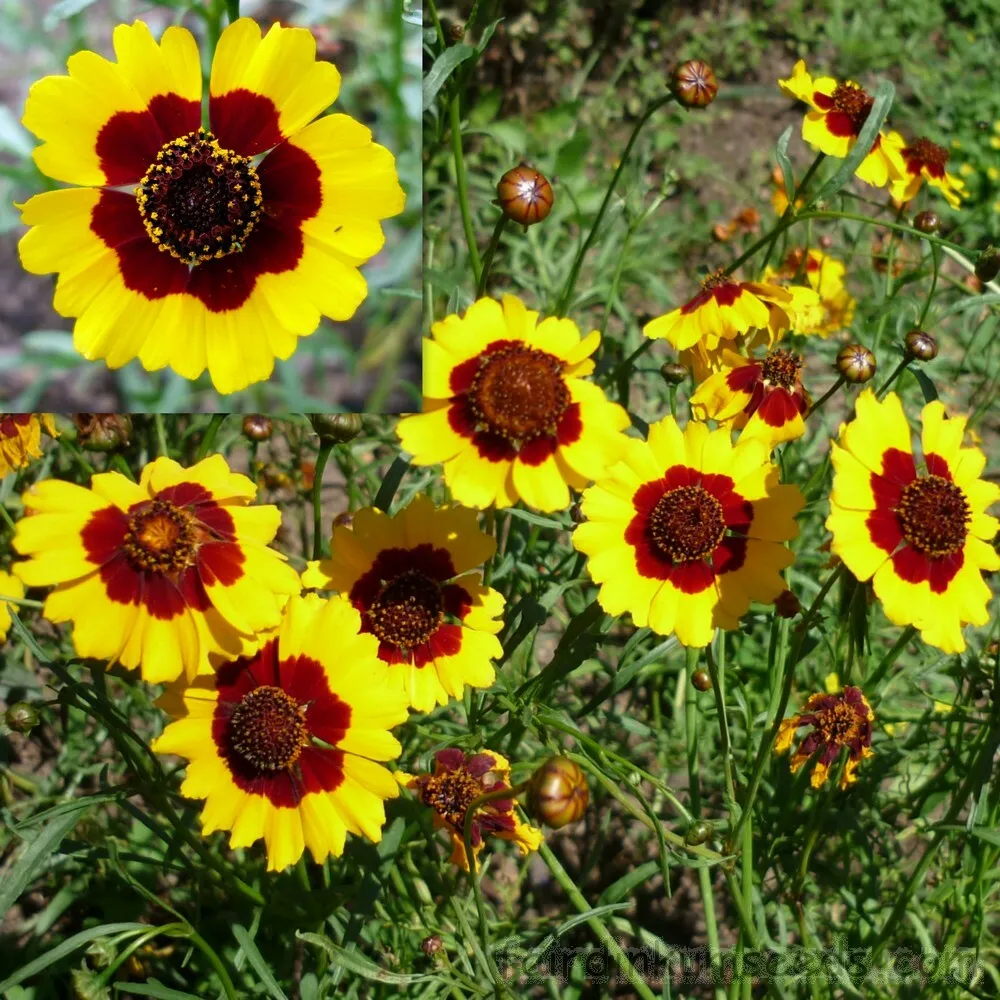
left=599, top=863, right=661, bottom=905
left=504, top=506, right=570, bottom=531
left=233, top=925, right=288, bottom=1000
left=372, top=456, right=410, bottom=512
left=296, top=932, right=435, bottom=985
left=774, top=124, right=796, bottom=208
left=912, top=367, right=938, bottom=403
left=422, top=44, right=475, bottom=108
left=41, top=0, right=100, bottom=29
left=555, top=130, right=592, bottom=178
left=113, top=982, right=202, bottom=1000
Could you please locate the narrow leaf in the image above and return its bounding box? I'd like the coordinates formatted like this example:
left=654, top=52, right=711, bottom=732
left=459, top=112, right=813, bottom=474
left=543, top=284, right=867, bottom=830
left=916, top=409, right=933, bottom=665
left=113, top=982, right=202, bottom=1000
left=296, top=932, right=435, bottom=985
left=422, top=44, right=475, bottom=108
left=233, top=925, right=289, bottom=1000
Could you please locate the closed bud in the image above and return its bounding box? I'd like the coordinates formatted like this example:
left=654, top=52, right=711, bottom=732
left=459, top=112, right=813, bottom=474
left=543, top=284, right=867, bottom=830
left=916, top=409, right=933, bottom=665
left=242, top=414, right=273, bottom=442
left=421, top=935, right=443, bottom=957
left=5, top=702, right=39, bottom=733
left=671, top=60, right=718, bottom=109
left=685, top=819, right=713, bottom=846
left=774, top=589, right=801, bottom=619
left=660, top=362, right=688, bottom=385
left=497, top=164, right=554, bottom=226
left=904, top=329, right=937, bottom=362
left=691, top=669, right=712, bottom=692
left=72, top=414, right=131, bottom=453
left=529, top=757, right=589, bottom=829
left=446, top=21, right=465, bottom=44
left=836, top=344, right=876, bottom=384
left=975, top=246, right=1000, bottom=283
left=310, top=413, right=363, bottom=444
left=570, top=502, right=585, bottom=524
left=913, top=210, right=939, bottom=234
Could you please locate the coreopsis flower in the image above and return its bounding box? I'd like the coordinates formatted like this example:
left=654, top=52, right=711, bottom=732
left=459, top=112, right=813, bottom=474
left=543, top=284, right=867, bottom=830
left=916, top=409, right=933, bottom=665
left=18, top=19, right=404, bottom=394
left=775, top=686, right=874, bottom=789
left=152, top=594, right=410, bottom=872
left=827, top=391, right=1000, bottom=653
left=0, top=414, right=56, bottom=478
left=690, top=348, right=810, bottom=448
left=13, top=455, right=301, bottom=682
left=887, top=133, right=966, bottom=209
left=643, top=270, right=815, bottom=353
left=573, top=417, right=804, bottom=648
left=0, top=570, right=26, bottom=643
left=399, top=748, right=543, bottom=871
left=397, top=295, right=630, bottom=512
left=301, top=495, right=503, bottom=712
left=778, top=60, right=905, bottom=188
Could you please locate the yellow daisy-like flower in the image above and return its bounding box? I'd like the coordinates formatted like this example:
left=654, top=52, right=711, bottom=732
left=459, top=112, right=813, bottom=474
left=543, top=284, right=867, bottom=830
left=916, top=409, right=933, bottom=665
left=827, top=390, right=1000, bottom=653
left=643, top=270, right=816, bottom=354
left=18, top=19, right=405, bottom=394
left=0, top=570, right=26, bottom=643
left=573, top=418, right=804, bottom=648
left=778, top=60, right=905, bottom=188
left=0, top=414, right=57, bottom=478
left=397, top=295, right=630, bottom=513
left=152, top=594, right=410, bottom=872
left=302, top=495, right=503, bottom=712
left=399, top=748, right=543, bottom=871
left=13, top=455, right=301, bottom=682
left=886, top=133, right=967, bottom=209
left=767, top=248, right=856, bottom=339
left=775, top=686, right=874, bottom=789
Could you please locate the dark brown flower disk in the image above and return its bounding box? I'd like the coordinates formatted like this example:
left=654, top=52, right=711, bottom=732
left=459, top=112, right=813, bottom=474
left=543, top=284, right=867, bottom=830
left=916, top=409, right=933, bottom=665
left=529, top=757, right=589, bottom=828
left=497, top=165, right=554, bottom=226
left=671, top=60, right=718, bottom=109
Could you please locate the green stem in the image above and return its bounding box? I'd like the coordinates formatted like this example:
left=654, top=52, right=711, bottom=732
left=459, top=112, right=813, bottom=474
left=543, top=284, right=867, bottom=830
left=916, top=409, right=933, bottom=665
left=556, top=93, right=677, bottom=315
left=864, top=625, right=917, bottom=692
left=153, top=414, right=168, bottom=458
left=917, top=243, right=940, bottom=328
left=312, top=442, right=334, bottom=560
left=477, top=215, right=509, bottom=298
left=224, top=0, right=239, bottom=24
left=0, top=504, right=14, bottom=532
left=805, top=374, right=846, bottom=418
left=0, top=764, right=38, bottom=794
left=195, top=414, right=225, bottom=461
left=754, top=152, right=826, bottom=279
left=799, top=210, right=967, bottom=254
left=875, top=357, right=910, bottom=399
left=110, top=454, right=135, bottom=481
left=449, top=98, right=481, bottom=286
left=188, top=926, right=239, bottom=1000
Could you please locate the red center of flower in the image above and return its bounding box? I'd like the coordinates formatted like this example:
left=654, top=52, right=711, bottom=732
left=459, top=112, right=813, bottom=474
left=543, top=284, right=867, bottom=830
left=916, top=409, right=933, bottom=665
left=123, top=500, right=197, bottom=573
left=468, top=345, right=570, bottom=443
left=895, top=475, right=970, bottom=557
left=907, top=137, right=949, bottom=170
left=647, top=486, right=726, bottom=562
left=760, top=349, right=803, bottom=389
left=227, top=685, right=308, bottom=773
left=367, top=569, right=444, bottom=649
left=702, top=268, right=735, bottom=291
left=831, top=82, right=873, bottom=134
left=137, top=128, right=263, bottom=266
left=814, top=700, right=862, bottom=746
left=420, top=765, right=487, bottom=830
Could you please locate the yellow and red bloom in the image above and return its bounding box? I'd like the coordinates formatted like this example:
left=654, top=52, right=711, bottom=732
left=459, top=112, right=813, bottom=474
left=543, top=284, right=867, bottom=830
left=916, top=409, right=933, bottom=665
left=152, top=594, right=410, bottom=872
left=887, top=133, right=966, bottom=209
left=18, top=19, right=404, bottom=394
left=0, top=571, right=26, bottom=643
left=778, top=60, right=905, bottom=188
left=573, top=418, right=804, bottom=648
left=767, top=248, right=856, bottom=339
left=399, top=748, right=543, bottom=871
left=397, top=295, right=630, bottom=512
left=0, top=414, right=57, bottom=478
left=775, top=686, right=874, bottom=789
left=827, top=391, right=1000, bottom=653
left=12, top=455, right=301, bottom=682
left=301, top=495, right=503, bottom=712
left=690, top=348, right=810, bottom=449
left=643, top=270, right=813, bottom=354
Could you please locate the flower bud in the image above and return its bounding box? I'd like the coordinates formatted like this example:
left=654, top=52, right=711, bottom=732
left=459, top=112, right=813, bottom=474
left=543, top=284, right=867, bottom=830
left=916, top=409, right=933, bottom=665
left=904, top=329, right=937, bottom=362
left=975, top=246, right=1000, bottom=283
left=445, top=20, right=465, bottom=44
left=529, top=757, right=589, bottom=829
left=242, top=414, right=273, bottom=442
left=310, top=413, right=363, bottom=444
left=421, top=935, right=443, bottom=957
left=5, top=702, right=39, bottom=733
left=691, top=669, right=712, bottom=692
left=685, top=820, right=713, bottom=846
left=836, top=344, right=876, bottom=384
left=497, top=164, right=554, bottom=226
left=774, top=589, right=801, bottom=619
left=569, top=502, right=585, bottom=524
left=671, top=60, right=718, bottom=109
left=71, top=414, right=131, bottom=453
left=660, top=362, right=688, bottom=385
left=913, top=210, right=939, bottom=234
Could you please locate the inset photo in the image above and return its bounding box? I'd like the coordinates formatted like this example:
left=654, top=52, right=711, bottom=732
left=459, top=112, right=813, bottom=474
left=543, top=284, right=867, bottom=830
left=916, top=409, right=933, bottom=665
left=0, top=0, right=421, bottom=412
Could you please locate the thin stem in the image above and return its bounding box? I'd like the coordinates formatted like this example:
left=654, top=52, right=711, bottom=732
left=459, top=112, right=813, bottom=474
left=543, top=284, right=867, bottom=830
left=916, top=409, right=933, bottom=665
left=312, top=443, right=334, bottom=560
left=224, top=0, right=238, bottom=23
left=476, top=215, right=509, bottom=298
left=556, top=92, right=677, bottom=315
left=875, top=357, right=909, bottom=399
left=449, top=98, right=481, bottom=285
left=154, top=414, right=168, bottom=457
left=195, top=414, right=225, bottom=461
left=755, top=152, right=825, bottom=279
left=805, top=374, right=846, bottom=418
left=110, top=454, right=135, bottom=481
left=606, top=338, right=654, bottom=385
left=917, top=242, right=940, bottom=328
left=799, top=210, right=967, bottom=254
left=864, top=625, right=917, bottom=691
left=0, top=504, right=14, bottom=532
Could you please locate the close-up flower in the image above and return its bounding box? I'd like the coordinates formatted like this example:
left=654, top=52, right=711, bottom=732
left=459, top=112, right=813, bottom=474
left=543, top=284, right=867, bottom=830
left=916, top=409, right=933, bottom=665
left=0, top=414, right=57, bottom=477
left=778, top=60, right=905, bottom=187
left=690, top=348, right=810, bottom=448
left=398, top=748, right=543, bottom=871
left=827, top=390, right=1000, bottom=653
left=397, top=294, right=630, bottom=512
left=152, top=593, right=410, bottom=871
left=301, top=495, right=503, bottom=712
left=573, top=417, right=804, bottom=647
left=886, top=133, right=967, bottom=209
left=17, top=18, right=405, bottom=394
left=0, top=570, right=26, bottom=643
left=12, top=454, right=301, bottom=681
left=775, top=685, right=874, bottom=789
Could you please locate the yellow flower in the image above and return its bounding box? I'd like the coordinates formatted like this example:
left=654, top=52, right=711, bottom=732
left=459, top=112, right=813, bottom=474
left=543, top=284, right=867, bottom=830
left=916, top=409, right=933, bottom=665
left=152, top=594, right=410, bottom=872
left=766, top=248, right=856, bottom=339
left=18, top=19, right=404, bottom=394
left=0, top=570, right=26, bottom=643
left=0, top=414, right=57, bottom=478
left=886, top=133, right=966, bottom=209
left=824, top=672, right=840, bottom=694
